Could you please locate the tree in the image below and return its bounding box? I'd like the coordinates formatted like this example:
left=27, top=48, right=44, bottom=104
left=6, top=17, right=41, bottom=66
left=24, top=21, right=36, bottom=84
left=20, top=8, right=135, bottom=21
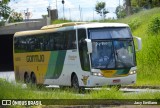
left=121, top=0, right=160, bottom=18
left=0, top=4, right=11, bottom=20
left=9, top=11, right=23, bottom=23
left=131, top=0, right=160, bottom=9
left=125, top=0, right=132, bottom=16
left=0, top=0, right=23, bottom=25
left=115, top=6, right=126, bottom=19
left=95, top=2, right=109, bottom=20
left=0, top=0, right=10, bottom=4
left=0, top=0, right=11, bottom=21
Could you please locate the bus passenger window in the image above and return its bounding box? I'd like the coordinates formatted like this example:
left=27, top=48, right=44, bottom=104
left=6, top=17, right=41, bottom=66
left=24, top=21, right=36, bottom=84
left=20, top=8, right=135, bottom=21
left=49, top=35, right=55, bottom=50
left=78, top=29, right=90, bottom=71
left=65, top=30, right=76, bottom=49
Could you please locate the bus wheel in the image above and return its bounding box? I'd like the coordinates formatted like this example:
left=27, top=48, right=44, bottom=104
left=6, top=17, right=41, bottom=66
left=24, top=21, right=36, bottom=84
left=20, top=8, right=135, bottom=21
left=71, top=74, right=85, bottom=93
left=31, top=73, right=37, bottom=85
left=24, top=73, right=30, bottom=84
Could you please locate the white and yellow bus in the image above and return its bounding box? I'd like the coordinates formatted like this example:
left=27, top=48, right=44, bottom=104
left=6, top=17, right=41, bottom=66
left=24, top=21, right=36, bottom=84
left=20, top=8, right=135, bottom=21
left=13, top=22, right=142, bottom=91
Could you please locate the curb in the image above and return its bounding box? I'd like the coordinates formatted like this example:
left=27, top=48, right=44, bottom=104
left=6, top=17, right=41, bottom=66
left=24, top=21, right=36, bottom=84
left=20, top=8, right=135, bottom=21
left=121, top=86, right=160, bottom=89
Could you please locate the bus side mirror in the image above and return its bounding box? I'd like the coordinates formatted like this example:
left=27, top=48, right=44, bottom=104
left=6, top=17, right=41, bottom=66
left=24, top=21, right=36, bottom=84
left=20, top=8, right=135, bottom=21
left=134, top=36, right=142, bottom=51
left=85, top=39, right=92, bottom=54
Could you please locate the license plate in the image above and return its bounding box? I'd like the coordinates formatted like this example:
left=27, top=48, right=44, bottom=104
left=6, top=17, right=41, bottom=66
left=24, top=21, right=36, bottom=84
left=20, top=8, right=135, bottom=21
left=113, top=79, right=121, bottom=83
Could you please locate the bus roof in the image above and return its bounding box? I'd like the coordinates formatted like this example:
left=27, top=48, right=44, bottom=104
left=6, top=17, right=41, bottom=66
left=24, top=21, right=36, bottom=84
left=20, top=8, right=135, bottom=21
left=14, top=29, right=56, bottom=37
left=41, top=22, right=87, bottom=30
left=41, top=22, right=129, bottom=30
left=14, top=22, right=129, bottom=37
left=76, top=23, right=129, bottom=29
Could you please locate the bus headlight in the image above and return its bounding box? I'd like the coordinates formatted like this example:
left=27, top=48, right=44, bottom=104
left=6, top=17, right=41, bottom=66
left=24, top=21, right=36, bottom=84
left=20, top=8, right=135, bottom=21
left=92, top=72, right=103, bottom=77
left=129, top=70, right=136, bottom=75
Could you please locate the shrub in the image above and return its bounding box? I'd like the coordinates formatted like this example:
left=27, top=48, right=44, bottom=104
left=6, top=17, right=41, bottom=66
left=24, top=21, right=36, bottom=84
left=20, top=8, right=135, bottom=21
left=148, top=16, right=160, bottom=35
left=0, top=20, right=5, bottom=26
left=128, top=18, right=141, bottom=31
left=52, top=19, right=72, bottom=24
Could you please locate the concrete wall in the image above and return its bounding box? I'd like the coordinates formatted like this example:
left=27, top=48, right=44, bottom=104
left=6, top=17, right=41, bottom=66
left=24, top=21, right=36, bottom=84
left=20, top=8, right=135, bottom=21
left=0, top=18, right=49, bottom=35
left=0, top=18, right=49, bottom=71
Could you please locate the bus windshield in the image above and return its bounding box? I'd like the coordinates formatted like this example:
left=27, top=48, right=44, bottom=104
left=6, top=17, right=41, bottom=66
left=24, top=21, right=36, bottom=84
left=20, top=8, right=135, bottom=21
left=89, top=28, right=136, bottom=69
left=91, top=40, right=135, bottom=69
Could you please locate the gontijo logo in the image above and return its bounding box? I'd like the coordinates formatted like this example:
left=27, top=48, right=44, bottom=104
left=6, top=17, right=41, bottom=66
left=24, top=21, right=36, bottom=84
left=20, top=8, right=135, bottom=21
left=26, top=55, right=44, bottom=62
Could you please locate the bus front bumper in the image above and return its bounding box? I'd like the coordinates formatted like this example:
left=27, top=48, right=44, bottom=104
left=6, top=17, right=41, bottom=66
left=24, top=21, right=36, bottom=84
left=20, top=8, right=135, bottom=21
left=85, top=74, right=136, bottom=87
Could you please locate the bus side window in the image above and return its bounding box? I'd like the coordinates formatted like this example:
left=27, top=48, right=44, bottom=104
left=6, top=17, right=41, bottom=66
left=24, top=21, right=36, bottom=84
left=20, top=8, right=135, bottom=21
left=53, top=32, right=64, bottom=50
left=38, top=35, right=43, bottom=51
left=54, top=33, right=60, bottom=50
left=65, top=30, right=76, bottom=49
left=34, top=37, right=39, bottom=51
left=78, top=29, right=90, bottom=71
left=50, top=33, right=55, bottom=51
left=70, top=30, right=76, bottom=49
left=30, top=36, right=36, bottom=51
left=26, top=36, right=30, bottom=51
left=44, top=34, right=50, bottom=51
left=14, top=37, right=21, bottom=53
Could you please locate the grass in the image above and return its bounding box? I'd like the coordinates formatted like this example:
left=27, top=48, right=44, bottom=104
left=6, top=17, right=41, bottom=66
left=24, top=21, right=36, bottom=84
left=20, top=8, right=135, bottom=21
left=0, top=79, right=78, bottom=99
left=52, top=19, right=73, bottom=24
left=0, top=79, right=160, bottom=100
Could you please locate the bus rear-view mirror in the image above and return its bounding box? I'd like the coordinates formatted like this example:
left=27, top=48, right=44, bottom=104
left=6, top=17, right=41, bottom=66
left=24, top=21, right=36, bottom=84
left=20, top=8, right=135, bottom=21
left=134, top=36, right=142, bottom=52
left=85, top=39, right=92, bottom=54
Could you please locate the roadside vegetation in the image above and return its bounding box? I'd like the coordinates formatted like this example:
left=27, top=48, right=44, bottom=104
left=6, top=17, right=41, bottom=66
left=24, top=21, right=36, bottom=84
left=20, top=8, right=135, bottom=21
left=117, top=8, right=160, bottom=86
left=52, top=19, right=73, bottom=24
left=1, top=79, right=160, bottom=99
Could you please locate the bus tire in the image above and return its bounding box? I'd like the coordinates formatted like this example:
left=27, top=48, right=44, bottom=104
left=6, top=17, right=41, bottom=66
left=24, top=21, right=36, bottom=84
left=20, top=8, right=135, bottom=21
left=71, top=74, right=85, bottom=93
left=30, top=73, right=37, bottom=85
left=24, top=72, right=30, bottom=84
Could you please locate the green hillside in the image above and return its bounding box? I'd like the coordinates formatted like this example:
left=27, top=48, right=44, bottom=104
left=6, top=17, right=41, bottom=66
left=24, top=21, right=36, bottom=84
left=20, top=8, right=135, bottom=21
left=117, top=8, right=160, bottom=86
